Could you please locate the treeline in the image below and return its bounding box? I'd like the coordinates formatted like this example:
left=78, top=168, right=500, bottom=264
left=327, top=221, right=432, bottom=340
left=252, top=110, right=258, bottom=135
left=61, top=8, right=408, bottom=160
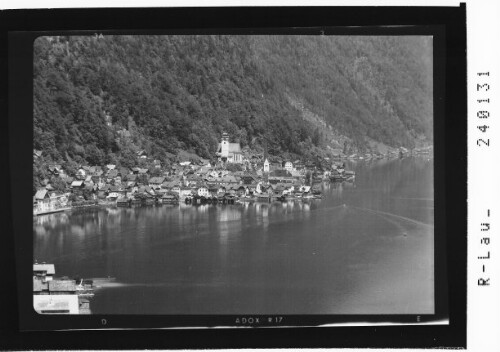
left=34, top=35, right=432, bottom=168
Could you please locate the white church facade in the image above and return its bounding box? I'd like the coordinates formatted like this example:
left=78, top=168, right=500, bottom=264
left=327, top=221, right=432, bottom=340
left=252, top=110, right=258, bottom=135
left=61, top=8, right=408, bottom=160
left=216, top=132, right=243, bottom=164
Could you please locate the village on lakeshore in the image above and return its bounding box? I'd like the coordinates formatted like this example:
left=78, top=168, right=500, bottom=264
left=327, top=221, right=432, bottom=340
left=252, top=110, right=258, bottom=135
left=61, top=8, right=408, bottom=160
left=33, top=132, right=433, bottom=216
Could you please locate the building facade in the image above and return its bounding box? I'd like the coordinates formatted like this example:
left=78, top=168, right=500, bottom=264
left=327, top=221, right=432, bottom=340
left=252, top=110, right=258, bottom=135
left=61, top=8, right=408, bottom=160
left=216, top=132, right=243, bottom=163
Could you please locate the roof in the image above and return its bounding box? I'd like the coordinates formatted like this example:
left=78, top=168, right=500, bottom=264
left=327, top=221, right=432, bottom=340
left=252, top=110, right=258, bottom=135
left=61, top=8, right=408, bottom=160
left=109, top=185, right=121, bottom=192
left=119, top=167, right=130, bottom=176
left=33, top=278, right=48, bottom=292
left=34, top=189, right=48, bottom=200
left=33, top=263, right=55, bottom=275
left=71, top=180, right=84, bottom=187
left=149, top=177, right=165, bottom=184
left=48, top=280, right=76, bottom=292
left=162, top=181, right=179, bottom=188
left=33, top=294, right=79, bottom=314
left=107, top=169, right=119, bottom=178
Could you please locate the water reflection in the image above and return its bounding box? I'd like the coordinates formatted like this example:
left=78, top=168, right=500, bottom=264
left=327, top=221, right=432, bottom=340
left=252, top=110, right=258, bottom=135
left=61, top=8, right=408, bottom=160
left=34, top=157, right=434, bottom=314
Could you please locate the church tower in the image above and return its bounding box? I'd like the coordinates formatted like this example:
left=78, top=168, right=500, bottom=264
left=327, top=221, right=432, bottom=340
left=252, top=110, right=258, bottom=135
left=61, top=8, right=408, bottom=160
left=221, top=132, right=229, bottom=159
left=263, top=141, right=270, bottom=174
left=263, top=158, right=270, bottom=173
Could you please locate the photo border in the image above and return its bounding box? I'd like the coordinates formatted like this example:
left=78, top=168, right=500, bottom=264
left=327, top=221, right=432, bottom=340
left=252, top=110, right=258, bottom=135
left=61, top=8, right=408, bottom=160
left=3, top=5, right=466, bottom=349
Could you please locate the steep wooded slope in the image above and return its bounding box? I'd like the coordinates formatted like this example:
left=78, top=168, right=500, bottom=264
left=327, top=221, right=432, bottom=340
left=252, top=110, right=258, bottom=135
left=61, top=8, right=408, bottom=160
left=33, top=35, right=432, bottom=166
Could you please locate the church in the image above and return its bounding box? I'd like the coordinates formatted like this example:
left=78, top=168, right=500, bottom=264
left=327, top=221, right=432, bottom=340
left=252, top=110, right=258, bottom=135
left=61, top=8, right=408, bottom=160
left=216, top=132, right=243, bottom=164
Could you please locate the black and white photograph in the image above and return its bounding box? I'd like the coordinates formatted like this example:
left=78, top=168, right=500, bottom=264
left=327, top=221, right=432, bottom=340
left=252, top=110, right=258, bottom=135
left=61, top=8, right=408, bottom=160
left=32, top=34, right=436, bottom=316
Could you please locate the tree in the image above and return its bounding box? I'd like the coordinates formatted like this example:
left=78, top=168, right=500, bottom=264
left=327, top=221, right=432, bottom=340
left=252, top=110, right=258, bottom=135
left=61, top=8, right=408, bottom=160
left=50, top=176, right=67, bottom=193
left=226, top=163, right=243, bottom=172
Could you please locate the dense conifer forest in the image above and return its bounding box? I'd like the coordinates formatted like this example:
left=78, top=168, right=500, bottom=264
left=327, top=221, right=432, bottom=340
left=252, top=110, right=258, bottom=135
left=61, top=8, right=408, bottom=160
left=34, top=34, right=433, bottom=168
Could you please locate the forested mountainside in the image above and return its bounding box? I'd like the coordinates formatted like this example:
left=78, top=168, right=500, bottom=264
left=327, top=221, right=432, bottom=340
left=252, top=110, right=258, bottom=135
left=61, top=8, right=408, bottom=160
left=34, top=35, right=432, bottom=166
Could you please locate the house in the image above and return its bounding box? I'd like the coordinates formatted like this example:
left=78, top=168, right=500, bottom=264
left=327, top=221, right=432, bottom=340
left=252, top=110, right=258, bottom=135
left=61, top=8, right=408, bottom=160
left=179, top=187, right=193, bottom=199
left=33, top=149, right=43, bottom=159
left=216, top=132, right=243, bottom=163
left=226, top=186, right=237, bottom=196
left=207, top=185, right=219, bottom=197
left=138, top=185, right=155, bottom=196
left=153, top=160, right=162, bottom=169
left=149, top=177, right=165, bottom=188
left=106, top=164, right=116, bottom=171
left=125, top=174, right=137, bottom=183
left=118, top=167, right=130, bottom=177
left=33, top=263, right=55, bottom=282
left=284, top=161, right=293, bottom=172
left=221, top=175, right=238, bottom=184
left=179, top=161, right=191, bottom=167
left=125, top=181, right=139, bottom=194
left=236, top=185, right=247, bottom=197
left=107, top=186, right=125, bottom=199
left=48, top=164, right=62, bottom=176
left=92, top=167, right=104, bottom=177
left=107, top=169, right=119, bottom=179
left=197, top=185, right=210, bottom=197
left=34, top=191, right=68, bottom=213
left=70, top=180, right=85, bottom=189
left=137, top=150, right=147, bottom=159
left=217, top=185, right=226, bottom=195
left=35, top=189, right=50, bottom=202
left=240, top=173, right=257, bottom=185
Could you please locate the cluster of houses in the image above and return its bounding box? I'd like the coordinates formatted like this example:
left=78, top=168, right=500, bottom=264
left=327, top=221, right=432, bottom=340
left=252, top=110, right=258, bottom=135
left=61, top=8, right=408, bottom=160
left=34, top=156, right=319, bottom=211
left=33, top=133, right=388, bottom=213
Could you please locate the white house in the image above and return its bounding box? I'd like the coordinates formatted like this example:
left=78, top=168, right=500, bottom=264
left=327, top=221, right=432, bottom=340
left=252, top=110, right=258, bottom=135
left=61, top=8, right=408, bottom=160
left=197, top=186, right=210, bottom=197
left=216, top=132, right=243, bottom=163
left=284, top=161, right=293, bottom=172
left=179, top=187, right=193, bottom=199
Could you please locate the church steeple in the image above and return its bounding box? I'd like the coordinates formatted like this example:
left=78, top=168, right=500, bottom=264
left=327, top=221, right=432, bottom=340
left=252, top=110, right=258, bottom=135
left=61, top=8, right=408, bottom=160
left=263, top=141, right=270, bottom=174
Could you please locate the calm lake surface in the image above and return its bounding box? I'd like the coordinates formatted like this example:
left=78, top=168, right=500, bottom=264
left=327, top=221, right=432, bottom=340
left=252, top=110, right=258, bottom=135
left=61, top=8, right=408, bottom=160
left=34, top=157, right=434, bottom=314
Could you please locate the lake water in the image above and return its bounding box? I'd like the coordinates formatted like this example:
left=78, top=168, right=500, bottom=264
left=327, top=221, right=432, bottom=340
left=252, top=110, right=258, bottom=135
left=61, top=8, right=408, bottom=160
left=34, top=157, right=434, bottom=315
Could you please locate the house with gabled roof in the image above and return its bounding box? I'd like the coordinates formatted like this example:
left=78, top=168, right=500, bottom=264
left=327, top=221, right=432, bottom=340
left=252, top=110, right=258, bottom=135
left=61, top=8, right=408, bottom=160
left=149, top=177, right=166, bottom=187
left=70, top=180, right=85, bottom=189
